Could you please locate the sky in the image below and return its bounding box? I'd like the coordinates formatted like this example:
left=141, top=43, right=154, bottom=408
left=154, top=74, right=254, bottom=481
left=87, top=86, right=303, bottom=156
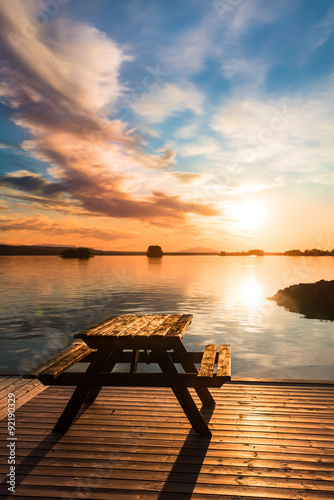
left=0, top=0, right=334, bottom=252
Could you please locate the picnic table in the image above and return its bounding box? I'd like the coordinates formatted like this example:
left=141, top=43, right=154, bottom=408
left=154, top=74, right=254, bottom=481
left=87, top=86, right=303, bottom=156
left=28, top=314, right=231, bottom=436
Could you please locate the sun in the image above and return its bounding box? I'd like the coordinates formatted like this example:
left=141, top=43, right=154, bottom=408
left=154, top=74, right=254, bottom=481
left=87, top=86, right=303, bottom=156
left=232, top=201, right=267, bottom=230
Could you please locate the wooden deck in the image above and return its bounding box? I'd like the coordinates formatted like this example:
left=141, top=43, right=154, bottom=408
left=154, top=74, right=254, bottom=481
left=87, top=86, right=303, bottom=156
left=1, top=377, right=334, bottom=499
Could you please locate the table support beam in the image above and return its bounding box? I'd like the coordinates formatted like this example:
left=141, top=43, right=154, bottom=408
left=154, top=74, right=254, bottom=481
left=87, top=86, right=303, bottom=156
left=172, top=342, right=216, bottom=406
left=53, top=347, right=123, bottom=432
left=84, top=347, right=124, bottom=405
left=151, top=348, right=211, bottom=436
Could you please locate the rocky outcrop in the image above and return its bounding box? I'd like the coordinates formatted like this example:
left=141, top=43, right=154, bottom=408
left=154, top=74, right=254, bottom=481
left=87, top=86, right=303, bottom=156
left=268, top=279, right=334, bottom=321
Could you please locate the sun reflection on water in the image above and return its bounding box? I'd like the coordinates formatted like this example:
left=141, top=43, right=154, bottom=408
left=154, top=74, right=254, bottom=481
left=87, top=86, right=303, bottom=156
left=240, top=278, right=264, bottom=311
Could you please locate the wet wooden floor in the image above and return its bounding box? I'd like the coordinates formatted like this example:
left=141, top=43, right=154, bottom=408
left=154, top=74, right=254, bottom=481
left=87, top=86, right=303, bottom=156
left=1, top=376, right=334, bottom=499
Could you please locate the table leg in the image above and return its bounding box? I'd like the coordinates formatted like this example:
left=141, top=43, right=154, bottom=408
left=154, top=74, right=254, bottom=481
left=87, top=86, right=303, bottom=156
left=53, top=385, right=92, bottom=433
left=152, top=348, right=211, bottom=436
left=130, top=349, right=140, bottom=373
left=53, top=347, right=122, bottom=432
left=172, top=342, right=216, bottom=406
left=84, top=347, right=124, bottom=405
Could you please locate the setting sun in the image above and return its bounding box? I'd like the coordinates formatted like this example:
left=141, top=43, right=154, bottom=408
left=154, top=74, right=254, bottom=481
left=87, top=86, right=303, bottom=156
left=230, top=201, right=268, bottom=231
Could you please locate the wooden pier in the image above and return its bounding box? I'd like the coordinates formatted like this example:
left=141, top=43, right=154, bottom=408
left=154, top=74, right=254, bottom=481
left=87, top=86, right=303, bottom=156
left=1, top=376, right=334, bottom=499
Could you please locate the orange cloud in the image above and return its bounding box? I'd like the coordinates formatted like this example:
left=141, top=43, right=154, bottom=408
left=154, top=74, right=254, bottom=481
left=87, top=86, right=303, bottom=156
left=0, top=214, right=138, bottom=241
left=0, top=0, right=218, bottom=227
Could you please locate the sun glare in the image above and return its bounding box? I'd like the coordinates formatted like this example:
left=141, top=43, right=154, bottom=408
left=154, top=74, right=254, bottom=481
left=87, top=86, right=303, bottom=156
left=241, top=279, right=263, bottom=311
left=232, top=201, right=267, bottom=230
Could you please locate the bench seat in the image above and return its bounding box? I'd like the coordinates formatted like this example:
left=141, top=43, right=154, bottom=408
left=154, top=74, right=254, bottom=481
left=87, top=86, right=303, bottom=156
left=26, top=342, right=94, bottom=382
left=198, top=344, right=231, bottom=384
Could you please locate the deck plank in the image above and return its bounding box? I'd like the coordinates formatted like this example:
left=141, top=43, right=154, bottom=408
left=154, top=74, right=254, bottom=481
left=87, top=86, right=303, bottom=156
left=0, top=377, right=334, bottom=499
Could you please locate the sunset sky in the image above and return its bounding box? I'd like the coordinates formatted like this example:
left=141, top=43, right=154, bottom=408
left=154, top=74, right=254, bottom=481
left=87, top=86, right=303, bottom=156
left=0, top=0, right=334, bottom=252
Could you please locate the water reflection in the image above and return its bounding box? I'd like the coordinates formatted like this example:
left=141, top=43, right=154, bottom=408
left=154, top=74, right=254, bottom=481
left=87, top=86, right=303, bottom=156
left=1, top=255, right=334, bottom=379
left=240, top=278, right=263, bottom=311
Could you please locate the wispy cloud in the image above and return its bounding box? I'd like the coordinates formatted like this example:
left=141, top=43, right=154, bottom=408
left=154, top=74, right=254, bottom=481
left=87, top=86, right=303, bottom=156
left=131, top=82, right=205, bottom=123
left=0, top=214, right=138, bottom=241
left=211, top=87, right=334, bottom=179
left=0, top=0, right=217, bottom=227
left=309, top=4, right=334, bottom=51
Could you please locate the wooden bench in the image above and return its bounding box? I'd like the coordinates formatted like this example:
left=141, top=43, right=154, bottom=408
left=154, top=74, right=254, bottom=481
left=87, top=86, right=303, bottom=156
left=27, top=342, right=231, bottom=390
left=26, top=342, right=94, bottom=382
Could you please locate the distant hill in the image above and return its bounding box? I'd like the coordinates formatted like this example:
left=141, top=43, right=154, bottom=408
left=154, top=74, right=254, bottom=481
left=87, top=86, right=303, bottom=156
left=177, top=247, right=220, bottom=254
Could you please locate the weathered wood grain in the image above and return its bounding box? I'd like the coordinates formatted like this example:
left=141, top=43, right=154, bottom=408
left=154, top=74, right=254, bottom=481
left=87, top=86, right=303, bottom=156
left=165, top=314, right=193, bottom=338
left=198, top=344, right=217, bottom=378
left=217, top=344, right=231, bottom=377
left=27, top=342, right=92, bottom=379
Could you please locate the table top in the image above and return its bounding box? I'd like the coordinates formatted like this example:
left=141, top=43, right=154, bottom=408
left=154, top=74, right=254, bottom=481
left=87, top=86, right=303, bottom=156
left=75, top=314, right=193, bottom=344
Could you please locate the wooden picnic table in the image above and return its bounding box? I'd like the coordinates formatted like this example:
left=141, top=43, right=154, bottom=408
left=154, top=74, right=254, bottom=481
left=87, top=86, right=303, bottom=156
left=29, top=314, right=231, bottom=436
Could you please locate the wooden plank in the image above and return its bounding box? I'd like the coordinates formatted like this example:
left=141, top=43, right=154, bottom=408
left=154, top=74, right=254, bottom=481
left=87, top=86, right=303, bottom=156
left=27, top=342, right=90, bottom=378
left=97, top=314, right=141, bottom=337
left=75, top=314, right=144, bottom=339
left=7, top=410, right=334, bottom=437
left=3, top=452, right=334, bottom=474
left=24, top=391, right=334, bottom=413
left=0, top=378, right=45, bottom=412
left=165, top=314, right=193, bottom=338
left=134, top=314, right=169, bottom=337
left=0, top=376, right=19, bottom=390
left=2, top=462, right=334, bottom=491
left=2, top=462, right=334, bottom=481
left=117, top=315, right=157, bottom=337
left=3, top=434, right=334, bottom=464
left=37, top=344, right=94, bottom=380
left=0, top=379, right=46, bottom=419
left=25, top=385, right=333, bottom=404
left=0, top=377, right=36, bottom=400
left=0, top=486, right=295, bottom=500
left=198, top=344, right=217, bottom=378
left=217, top=344, right=231, bottom=377
left=3, top=440, right=334, bottom=463
left=149, top=315, right=181, bottom=337
left=74, top=315, right=121, bottom=337
left=3, top=474, right=334, bottom=498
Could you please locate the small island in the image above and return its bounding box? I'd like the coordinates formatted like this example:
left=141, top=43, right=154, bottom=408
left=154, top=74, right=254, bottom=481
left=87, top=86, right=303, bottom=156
left=268, top=279, right=334, bottom=321
left=146, top=245, right=163, bottom=258
left=60, top=247, right=94, bottom=259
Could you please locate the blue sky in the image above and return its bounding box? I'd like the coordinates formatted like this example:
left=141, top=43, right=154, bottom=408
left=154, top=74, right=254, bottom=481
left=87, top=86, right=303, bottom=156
left=0, top=0, right=334, bottom=251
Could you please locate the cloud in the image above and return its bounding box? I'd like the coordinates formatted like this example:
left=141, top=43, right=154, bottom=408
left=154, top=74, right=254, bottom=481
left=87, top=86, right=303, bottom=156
left=309, top=4, right=334, bottom=51
left=230, top=0, right=292, bottom=33
left=0, top=2, right=128, bottom=113
left=172, top=172, right=203, bottom=184
left=0, top=170, right=62, bottom=195
left=211, top=88, right=334, bottom=179
left=160, top=21, right=216, bottom=75
left=0, top=214, right=138, bottom=241
left=176, top=137, right=222, bottom=158
left=131, top=82, right=205, bottom=123
left=0, top=0, right=217, bottom=225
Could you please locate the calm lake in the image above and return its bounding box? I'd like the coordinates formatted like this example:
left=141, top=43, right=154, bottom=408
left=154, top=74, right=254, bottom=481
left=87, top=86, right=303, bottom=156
left=1, top=255, right=334, bottom=379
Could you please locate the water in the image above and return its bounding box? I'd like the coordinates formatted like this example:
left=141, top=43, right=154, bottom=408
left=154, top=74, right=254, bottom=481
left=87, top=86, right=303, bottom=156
left=1, top=255, right=334, bottom=379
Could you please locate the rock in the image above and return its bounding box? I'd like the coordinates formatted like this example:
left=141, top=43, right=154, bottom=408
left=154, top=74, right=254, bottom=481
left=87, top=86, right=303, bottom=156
left=268, top=279, right=334, bottom=321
